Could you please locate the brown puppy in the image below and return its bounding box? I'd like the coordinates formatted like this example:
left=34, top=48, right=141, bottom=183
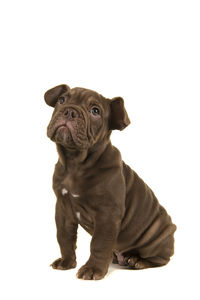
left=44, top=84, right=176, bottom=280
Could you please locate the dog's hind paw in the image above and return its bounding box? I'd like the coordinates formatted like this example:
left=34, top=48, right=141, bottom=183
left=128, top=257, right=156, bottom=269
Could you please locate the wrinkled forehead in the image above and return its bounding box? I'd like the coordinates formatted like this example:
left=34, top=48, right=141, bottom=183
left=62, top=87, right=110, bottom=111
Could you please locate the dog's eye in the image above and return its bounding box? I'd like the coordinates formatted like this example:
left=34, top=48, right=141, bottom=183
left=58, top=97, right=66, bottom=104
left=91, top=107, right=100, bottom=116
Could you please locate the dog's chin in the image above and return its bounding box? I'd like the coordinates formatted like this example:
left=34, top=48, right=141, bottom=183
left=53, top=125, right=75, bottom=148
left=50, top=123, right=89, bottom=150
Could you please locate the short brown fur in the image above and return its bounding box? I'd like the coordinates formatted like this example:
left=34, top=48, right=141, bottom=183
left=44, top=84, right=176, bottom=280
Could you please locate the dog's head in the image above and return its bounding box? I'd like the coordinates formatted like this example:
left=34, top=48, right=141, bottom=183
left=44, top=84, right=130, bottom=150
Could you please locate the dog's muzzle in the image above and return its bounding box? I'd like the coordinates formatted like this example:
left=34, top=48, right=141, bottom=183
left=47, top=106, right=89, bottom=149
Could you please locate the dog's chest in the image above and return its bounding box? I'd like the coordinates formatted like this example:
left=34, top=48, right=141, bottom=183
left=60, top=173, right=94, bottom=231
left=61, top=171, right=83, bottom=197
left=59, top=171, right=95, bottom=230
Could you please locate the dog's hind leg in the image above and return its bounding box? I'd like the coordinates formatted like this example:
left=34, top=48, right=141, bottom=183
left=127, top=255, right=169, bottom=269
left=113, top=249, right=170, bottom=269
left=113, top=251, right=140, bottom=267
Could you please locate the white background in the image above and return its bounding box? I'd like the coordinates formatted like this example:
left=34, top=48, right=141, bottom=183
left=0, top=0, right=200, bottom=299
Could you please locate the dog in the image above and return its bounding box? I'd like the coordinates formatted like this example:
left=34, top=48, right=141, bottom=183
left=44, top=84, right=176, bottom=280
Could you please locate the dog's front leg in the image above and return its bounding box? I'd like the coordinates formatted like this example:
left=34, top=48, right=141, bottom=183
left=51, top=200, right=78, bottom=270
left=77, top=213, right=120, bottom=280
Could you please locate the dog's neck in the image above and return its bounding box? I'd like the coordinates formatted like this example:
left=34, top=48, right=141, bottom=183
left=56, top=134, right=112, bottom=171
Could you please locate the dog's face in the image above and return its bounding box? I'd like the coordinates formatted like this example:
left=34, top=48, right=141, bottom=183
left=45, top=84, right=130, bottom=150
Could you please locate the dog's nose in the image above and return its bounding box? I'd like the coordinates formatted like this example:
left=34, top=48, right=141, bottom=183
left=64, top=108, right=78, bottom=120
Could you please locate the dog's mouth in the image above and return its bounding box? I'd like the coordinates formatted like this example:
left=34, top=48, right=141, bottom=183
left=54, top=124, right=68, bottom=135
left=57, top=125, right=66, bottom=130
left=49, top=121, right=73, bottom=145
left=47, top=117, right=89, bottom=150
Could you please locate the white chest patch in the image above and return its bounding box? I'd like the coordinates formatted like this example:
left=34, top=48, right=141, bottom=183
left=61, top=188, right=68, bottom=196
left=76, top=211, right=81, bottom=220
left=71, top=193, right=80, bottom=198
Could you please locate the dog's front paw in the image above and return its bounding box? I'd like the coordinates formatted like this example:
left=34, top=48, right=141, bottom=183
left=50, top=258, right=77, bottom=270
left=76, top=263, right=107, bottom=280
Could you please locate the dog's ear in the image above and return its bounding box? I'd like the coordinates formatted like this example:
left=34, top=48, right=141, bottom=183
left=109, top=97, right=130, bottom=130
left=44, top=84, right=70, bottom=107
